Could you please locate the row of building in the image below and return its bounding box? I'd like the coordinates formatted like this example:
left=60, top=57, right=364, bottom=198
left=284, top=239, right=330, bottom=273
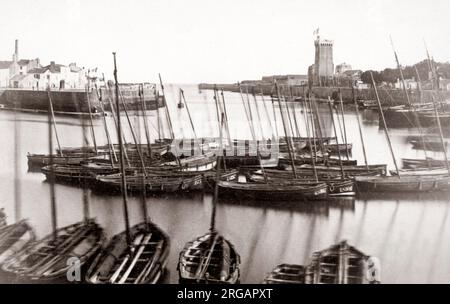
left=0, top=40, right=91, bottom=90
left=308, top=33, right=450, bottom=91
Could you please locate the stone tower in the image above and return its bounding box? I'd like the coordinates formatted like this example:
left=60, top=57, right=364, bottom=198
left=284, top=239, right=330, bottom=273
left=313, top=37, right=334, bottom=86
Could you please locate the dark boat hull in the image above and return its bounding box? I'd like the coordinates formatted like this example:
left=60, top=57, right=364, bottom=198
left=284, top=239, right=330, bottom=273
left=355, top=175, right=450, bottom=192
left=86, top=222, right=169, bottom=284
left=218, top=180, right=328, bottom=201
left=178, top=232, right=240, bottom=284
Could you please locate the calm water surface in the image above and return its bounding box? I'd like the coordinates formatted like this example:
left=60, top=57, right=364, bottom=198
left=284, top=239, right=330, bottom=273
left=0, top=84, right=449, bottom=283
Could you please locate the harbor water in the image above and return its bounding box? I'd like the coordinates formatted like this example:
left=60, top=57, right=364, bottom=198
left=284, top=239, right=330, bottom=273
left=0, top=84, right=449, bottom=283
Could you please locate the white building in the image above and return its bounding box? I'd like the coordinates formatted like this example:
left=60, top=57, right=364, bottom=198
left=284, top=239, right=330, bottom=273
left=0, top=61, right=11, bottom=87
left=1, top=39, right=90, bottom=89
left=23, top=62, right=86, bottom=90
left=335, top=62, right=352, bottom=74
left=394, top=78, right=418, bottom=90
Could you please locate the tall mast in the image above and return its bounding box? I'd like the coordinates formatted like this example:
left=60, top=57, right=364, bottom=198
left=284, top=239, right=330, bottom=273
left=338, top=90, right=350, bottom=160
left=219, top=89, right=232, bottom=146
left=181, top=89, right=202, bottom=153
left=14, top=104, right=21, bottom=222
left=371, top=72, right=400, bottom=177
left=252, top=88, right=265, bottom=140
left=96, top=85, right=117, bottom=165
left=288, top=86, right=301, bottom=138
left=136, top=92, right=150, bottom=228
left=310, top=95, right=327, bottom=157
left=140, top=84, right=153, bottom=160
left=238, top=84, right=257, bottom=140
left=47, top=91, right=63, bottom=156
left=431, top=94, right=450, bottom=174
left=105, top=81, right=130, bottom=166
left=80, top=98, right=90, bottom=222
left=210, top=112, right=225, bottom=232
left=327, top=97, right=345, bottom=179
left=259, top=89, right=275, bottom=138
left=351, top=83, right=369, bottom=170
left=303, top=95, right=318, bottom=181
left=390, top=36, right=411, bottom=107
left=85, top=78, right=98, bottom=154
left=307, top=97, right=319, bottom=166
left=270, top=94, right=279, bottom=139
left=414, top=66, right=423, bottom=104
left=158, top=74, right=175, bottom=141
left=47, top=88, right=57, bottom=241
left=113, top=52, right=131, bottom=246
left=118, top=89, right=147, bottom=175
left=245, top=86, right=258, bottom=139
left=276, top=83, right=297, bottom=179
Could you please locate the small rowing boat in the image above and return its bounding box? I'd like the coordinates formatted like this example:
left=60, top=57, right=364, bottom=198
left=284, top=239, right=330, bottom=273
left=86, top=222, right=169, bottom=284
left=178, top=232, right=240, bottom=284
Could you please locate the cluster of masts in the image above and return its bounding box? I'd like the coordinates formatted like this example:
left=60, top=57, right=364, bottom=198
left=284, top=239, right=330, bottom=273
left=0, top=38, right=448, bottom=283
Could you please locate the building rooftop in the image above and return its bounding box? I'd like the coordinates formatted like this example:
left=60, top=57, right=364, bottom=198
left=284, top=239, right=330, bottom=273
left=17, top=59, right=31, bottom=66
left=10, top=74, right=28, bottom=81
left=0, top=61, right=12, bottom=69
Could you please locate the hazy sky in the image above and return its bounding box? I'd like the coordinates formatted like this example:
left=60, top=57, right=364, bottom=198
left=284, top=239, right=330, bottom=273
left=0, top=0, right=449, bottom=83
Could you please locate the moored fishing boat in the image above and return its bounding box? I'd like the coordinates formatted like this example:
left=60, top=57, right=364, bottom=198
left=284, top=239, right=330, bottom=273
left=305, top=241, right=380, bottom=284
left=263, top=264, right=305, bottom=284
left=324, top=143, right=353, bottom=154
left=402, top=157, right=448, bottom=169
left=410, top=139, right=448, bottom=151
left=160, top=151, right=217, bottom=172
left=390, top=167, right=449, bottom=176
left=96, top=172, right=204, bottom=193
left=283, top=164, right=387, bottom=177
left=218, top=180, right=328, bottom=201
left=86, top=222, right=169, bottom=284
left=0, top=220, right=35, bottom=265
left=355, top=174, right=450, bottom=192
left=178, top=232, right=240, bottom=284
left=27, top=152, right=96, bottom=168
left=178, top=109, right=240, bottom=284
left=41, top=164, right=97, bottom=185
left=1, top=220, right=105, bottom=282
left=246, top=170, right=354, bottom=195
left=264, top=241, right=380, bottom=284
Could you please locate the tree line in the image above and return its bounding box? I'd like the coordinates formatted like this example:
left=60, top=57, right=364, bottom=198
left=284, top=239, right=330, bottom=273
left=360, top=59, right=450, bottom=85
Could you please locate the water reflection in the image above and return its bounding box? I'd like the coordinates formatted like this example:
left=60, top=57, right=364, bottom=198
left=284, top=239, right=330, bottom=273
left=0, top=84, right=449, bottom=283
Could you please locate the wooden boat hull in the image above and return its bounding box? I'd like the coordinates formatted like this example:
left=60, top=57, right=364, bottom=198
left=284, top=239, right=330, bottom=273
left=0, top=220, right=36, bottom=265
left=218, top=180, right=328, bottom=201
left=390, top=167, right=449, bottom=176
left=96, top=173, right=204, bottom=193
left=86, top=222, right=169, bottom=284
left=402, top=158, right=448, bottom=169
left=263, top=264, right=305, bottom=284
left=246, top=171, right=354, bottom=195
left=27, top=153, right=90, bottom=168
left=264, top=241, right=380, bottom=284
left=324, top=143, right=353, bottom=154
left=410, top=140, right=447, bottom=152
left=1, top=220, right=105, bottom=282
left=178, top=232, right=240, bottom=284
left=355, top=175, right=450, bottom=192
left=41, top=164, right=97, bottom=185
left=278, top=164, right=387, bottom=178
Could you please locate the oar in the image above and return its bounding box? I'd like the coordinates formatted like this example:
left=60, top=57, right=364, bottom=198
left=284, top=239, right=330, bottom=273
left=195, top=233, right=220, bottom=281
left=135, top=239, right=164, bottom=284
left=109, top=234, right=144, bottom=283
left=118, top=233, right=152, bottom=283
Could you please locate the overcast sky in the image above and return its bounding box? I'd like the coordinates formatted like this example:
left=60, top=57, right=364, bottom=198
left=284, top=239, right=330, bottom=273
left=0, top=0, right=449, bottom=83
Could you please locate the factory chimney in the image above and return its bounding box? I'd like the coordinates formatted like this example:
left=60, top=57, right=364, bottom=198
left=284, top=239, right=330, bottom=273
left=13, top=39, right=19, bottom=62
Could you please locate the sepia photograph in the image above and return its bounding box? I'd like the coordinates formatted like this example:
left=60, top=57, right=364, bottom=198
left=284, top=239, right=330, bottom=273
left=0, top=0, right=449, bottom=292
